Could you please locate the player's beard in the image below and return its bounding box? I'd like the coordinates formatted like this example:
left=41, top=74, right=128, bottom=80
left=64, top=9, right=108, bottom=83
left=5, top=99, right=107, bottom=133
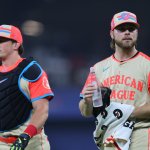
left=114, top=38, right=137, bottom=49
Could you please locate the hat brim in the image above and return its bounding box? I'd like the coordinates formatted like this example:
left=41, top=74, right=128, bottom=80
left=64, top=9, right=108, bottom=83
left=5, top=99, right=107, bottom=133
left=0, top=35, right=13, bottom=41
left=112, top=22, right=140, bottom=31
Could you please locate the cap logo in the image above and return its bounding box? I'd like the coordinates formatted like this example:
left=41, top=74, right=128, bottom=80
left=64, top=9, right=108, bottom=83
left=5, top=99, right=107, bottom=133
left=117, top=12, right=136, bottom=21
left=42, top=76, right=50, bottom=89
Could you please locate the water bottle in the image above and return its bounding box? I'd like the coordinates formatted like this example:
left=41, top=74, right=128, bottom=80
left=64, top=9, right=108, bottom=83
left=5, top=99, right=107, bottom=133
left=90, top=67, right=103, bottom=107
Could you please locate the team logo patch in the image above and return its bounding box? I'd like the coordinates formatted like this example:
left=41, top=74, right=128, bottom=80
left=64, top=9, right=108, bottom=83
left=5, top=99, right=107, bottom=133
left=42, top=76, right=50, bottom=89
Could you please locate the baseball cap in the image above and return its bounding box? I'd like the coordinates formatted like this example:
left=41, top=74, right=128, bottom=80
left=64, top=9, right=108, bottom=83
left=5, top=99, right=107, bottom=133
left=0, top=25, right=23, bottom=44
left=111, top=11, right=140, bottom=31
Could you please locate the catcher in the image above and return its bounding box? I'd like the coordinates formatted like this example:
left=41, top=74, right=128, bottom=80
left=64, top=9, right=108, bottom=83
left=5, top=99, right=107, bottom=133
left=0, top=24, right=54, bottom=150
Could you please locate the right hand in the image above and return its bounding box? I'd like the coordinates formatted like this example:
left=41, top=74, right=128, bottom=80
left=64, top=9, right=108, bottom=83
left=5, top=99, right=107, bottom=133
left=83, top=85, right=111, bottom=117
left=83, top=84, right=97, bottom=103
left=79, top=84, right=97, bottom=117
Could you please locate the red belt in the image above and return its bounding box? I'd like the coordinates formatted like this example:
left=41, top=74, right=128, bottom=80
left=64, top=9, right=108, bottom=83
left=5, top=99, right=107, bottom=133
left=0, top=136, right=17, bottom=144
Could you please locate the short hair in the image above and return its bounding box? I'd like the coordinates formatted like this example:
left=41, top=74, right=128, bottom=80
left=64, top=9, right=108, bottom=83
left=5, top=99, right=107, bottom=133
left=18, top=45, right=24, bottom=55
left=11, top=39, right=24, bottom=55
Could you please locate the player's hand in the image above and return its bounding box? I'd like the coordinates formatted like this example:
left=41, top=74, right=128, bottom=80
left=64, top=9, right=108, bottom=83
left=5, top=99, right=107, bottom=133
left=83, top=84, right=97, bottom=103
left=10, top=133, right=30, bottom=150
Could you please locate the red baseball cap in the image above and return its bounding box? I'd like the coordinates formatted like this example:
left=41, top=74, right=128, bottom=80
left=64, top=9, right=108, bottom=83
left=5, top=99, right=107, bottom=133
left=0, top=25, right=23, bottom=44
left=111, top=11, right=140, bottom=31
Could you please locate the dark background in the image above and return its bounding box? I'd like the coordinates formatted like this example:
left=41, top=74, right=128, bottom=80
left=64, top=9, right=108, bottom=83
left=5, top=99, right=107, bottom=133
left=1, top=0, right=150, bottom=149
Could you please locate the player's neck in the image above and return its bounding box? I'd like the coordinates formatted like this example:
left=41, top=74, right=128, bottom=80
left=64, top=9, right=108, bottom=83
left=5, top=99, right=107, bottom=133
left=1, top=54, right=22, bottom=67
left=114, top=47, right=138, bottom=62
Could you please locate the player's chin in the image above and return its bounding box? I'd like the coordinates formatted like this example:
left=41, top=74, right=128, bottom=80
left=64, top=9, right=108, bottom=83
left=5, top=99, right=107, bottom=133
left=122, top=42, right=135, bottom=49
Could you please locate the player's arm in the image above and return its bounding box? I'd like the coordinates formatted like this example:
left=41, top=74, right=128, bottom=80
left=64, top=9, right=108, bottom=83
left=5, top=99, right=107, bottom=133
left=130, top=103, right=150, bottom=119
left=29, top=98, right=49, bottom=129
left=130, top=71, right=150, bottom=120
left=79, top=84, right=96, bottom=117
left=10, top=68, right=53, bottom=150
left=10, top=98, right=49, bottom=150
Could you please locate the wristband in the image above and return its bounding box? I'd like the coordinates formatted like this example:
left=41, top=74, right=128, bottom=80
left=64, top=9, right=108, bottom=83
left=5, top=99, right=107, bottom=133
left=24, top=124, right=37, bottom=138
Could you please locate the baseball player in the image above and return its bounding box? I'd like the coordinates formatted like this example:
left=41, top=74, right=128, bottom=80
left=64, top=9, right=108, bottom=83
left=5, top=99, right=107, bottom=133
left=79, top=11, right=150, bottom=150
left=0, top=24, right=54, bottom=150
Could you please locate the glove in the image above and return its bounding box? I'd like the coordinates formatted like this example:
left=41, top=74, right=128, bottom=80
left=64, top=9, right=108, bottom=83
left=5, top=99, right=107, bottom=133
left=93, top=87, right=111, bottom=117
left=10, top=133, right=30, bottom=150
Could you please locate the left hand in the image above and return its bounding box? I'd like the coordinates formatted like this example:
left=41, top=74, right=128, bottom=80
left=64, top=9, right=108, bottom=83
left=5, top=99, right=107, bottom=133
left=10, top=133, right=30, bottom=150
